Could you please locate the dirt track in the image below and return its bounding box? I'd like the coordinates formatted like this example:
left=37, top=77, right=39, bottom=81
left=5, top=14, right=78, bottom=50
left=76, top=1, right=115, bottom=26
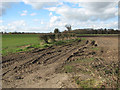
left=2, top=37, right=119, bottom=88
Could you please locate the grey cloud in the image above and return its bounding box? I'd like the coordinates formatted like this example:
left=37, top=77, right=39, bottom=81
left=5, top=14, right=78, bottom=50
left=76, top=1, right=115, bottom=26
left=47, top=2, right=117, bottom=21
left=23, top=0, right=58, bottom=10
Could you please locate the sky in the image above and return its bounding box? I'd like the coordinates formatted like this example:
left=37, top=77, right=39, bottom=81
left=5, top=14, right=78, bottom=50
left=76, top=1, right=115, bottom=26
left=0, top=0, right=119, bottom=33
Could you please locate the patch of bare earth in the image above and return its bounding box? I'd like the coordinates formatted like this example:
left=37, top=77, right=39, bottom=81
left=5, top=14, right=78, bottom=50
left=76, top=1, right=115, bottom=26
left=2, top=37, right=118, bottom=88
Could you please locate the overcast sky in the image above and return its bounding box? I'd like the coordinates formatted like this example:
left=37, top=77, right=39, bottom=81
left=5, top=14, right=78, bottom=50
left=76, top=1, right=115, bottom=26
left=0, top=0, right=119, bottom=33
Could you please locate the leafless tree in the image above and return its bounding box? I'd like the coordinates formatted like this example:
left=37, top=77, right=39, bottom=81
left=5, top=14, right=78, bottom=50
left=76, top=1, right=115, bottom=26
left=65, top=24, right=72, bottom=31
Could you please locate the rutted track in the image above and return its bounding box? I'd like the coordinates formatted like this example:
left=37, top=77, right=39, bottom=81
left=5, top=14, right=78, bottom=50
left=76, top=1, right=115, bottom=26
left=2, top=37, right=118, bottom=88
left=2, top=39, right=91, bottom=88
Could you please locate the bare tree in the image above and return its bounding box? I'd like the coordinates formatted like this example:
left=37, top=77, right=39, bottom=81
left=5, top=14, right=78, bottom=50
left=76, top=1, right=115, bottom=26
left=39, top=34, right=49, bottom=44
left=65, top=24, right=72, bottom=31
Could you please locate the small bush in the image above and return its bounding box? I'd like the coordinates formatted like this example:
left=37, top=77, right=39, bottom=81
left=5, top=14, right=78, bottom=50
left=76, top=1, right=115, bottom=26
left=54, top=41, right=65, bottom=45
left=55, top=33, right=61, bottom=40
left=48, top=34, right=56, bottom=42
left=16, top=48, right=23, bottom=52
left=39, top=34, right=49, bottom=44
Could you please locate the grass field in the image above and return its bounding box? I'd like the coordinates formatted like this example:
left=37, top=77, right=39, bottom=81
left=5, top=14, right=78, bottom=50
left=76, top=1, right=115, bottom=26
left=2, top=34, right=40, bottom=55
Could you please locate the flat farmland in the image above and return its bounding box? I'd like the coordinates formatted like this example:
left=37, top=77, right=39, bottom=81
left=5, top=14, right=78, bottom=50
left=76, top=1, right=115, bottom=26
left=2, top=36, right=119, bottom=88
left=2, top=34, right=40, bottom=55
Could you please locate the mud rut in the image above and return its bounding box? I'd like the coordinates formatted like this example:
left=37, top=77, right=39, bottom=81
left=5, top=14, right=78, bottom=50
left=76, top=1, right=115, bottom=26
left=1, top=40, right=85, bottom=87
left=2, top=38, right=118, bottom=88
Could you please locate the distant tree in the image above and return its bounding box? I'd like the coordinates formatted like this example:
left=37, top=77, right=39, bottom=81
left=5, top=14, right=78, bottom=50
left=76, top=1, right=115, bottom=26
left=14, top=31, right=17, bottom=34
left=104, top=28, right=107, bottom=34
left=54, top=28, right=60, bottom=33
left=104, top=28, right=107, bottom=31
left=1, top=32, right=3, bottom=34
left=65, top=24, right=72, bottom=31
left=110, top=29, right=114, bottom=34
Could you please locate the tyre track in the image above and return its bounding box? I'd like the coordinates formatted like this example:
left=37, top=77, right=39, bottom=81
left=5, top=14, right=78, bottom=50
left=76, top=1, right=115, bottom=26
left=2, top=39, right=89, bottom=88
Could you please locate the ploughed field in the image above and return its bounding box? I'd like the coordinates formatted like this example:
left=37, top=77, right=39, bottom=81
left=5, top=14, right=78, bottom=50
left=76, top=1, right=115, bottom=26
left=2, top=36, right=119, bottom=88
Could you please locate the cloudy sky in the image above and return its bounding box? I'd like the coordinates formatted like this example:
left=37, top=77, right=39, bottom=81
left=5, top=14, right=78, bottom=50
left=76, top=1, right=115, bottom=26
left=0, top=0, right=119, bottom=33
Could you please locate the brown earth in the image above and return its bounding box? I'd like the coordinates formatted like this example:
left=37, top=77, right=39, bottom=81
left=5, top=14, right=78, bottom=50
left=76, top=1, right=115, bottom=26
left=2, top=37, right=119, bottom=88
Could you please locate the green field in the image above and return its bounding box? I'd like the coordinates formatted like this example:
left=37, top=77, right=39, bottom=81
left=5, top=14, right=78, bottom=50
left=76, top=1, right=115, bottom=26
left=2, top=34, right=40, bottom=55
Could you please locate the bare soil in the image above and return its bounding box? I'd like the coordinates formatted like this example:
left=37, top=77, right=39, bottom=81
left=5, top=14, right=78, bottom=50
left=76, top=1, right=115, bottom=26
left=2, top=37, right=119, bottom=88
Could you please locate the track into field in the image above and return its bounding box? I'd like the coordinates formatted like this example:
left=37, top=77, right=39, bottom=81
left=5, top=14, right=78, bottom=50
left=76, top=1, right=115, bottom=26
left=2, top=37, right=118, bottom=88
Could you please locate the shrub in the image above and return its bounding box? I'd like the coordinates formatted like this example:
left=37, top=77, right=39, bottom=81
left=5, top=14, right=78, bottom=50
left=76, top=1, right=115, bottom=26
left=55, top=33, right=61, bottom=40
left=39, top=34, right=49, bottom=44
left=48, top=34, right=56, bottom=42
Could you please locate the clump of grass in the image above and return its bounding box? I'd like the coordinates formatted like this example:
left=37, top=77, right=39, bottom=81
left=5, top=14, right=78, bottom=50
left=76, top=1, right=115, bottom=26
left=64, top=65, right=73, bottom=73
left=89, top=57, right=94, bottom=61
left=76, top=79, right=95, bottom=88
left=81, top=38, right=86, bottom=41
left=76, top=79, right=80, bottom=85
left=16, top=47, right=32, bottom=52
left=16, top=48, right=23, bottom=52
left=92, top=47, right=99, bottom=51
left=54, top=41, right=65, bottom=46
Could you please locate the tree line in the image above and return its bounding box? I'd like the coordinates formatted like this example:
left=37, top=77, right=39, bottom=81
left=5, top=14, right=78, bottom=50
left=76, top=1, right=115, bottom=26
left=1, top=27, right=120, bottom=35
left=1, top=24, right=120, bottom=44
left=70, top=28, right=120, bottom=34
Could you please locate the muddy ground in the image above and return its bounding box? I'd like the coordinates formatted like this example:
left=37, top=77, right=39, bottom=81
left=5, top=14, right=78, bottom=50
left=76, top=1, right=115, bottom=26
left=2, top=37, right=119, bottom=88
